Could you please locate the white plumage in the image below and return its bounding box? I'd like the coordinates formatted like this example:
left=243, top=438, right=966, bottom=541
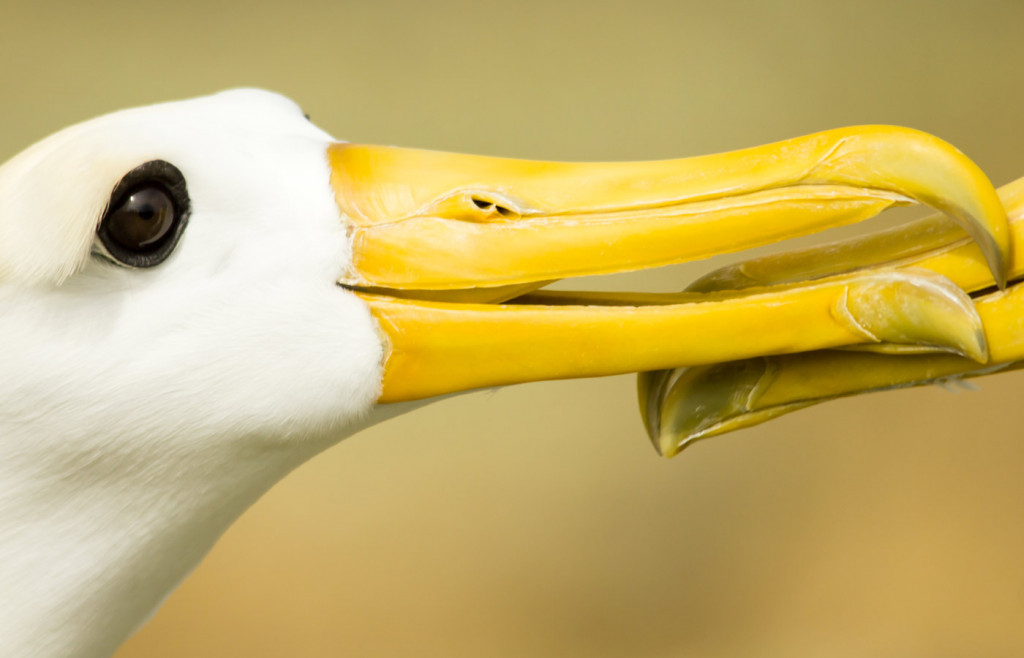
left=0, top=90, right=394, bottom=657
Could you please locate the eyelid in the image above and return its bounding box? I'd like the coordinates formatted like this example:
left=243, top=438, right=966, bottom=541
left=95, top=160, right=191, bottom=268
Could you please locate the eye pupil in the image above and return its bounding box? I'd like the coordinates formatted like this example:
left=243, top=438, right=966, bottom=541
left=107, top=186, right=176, bottom=252
left=98, top=160, right=190, bottom=268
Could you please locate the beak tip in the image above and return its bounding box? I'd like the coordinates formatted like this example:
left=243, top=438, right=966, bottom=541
left=966, top=328, right=990, bottom=364
left=657, top=433, right=694, bottom=459
left=978, top=231, right=1010, bottom=291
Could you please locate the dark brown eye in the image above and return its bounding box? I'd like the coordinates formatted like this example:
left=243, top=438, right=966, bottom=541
left=106, top=186, right=176, bottom=251
left=98, top=160, right=190, bottom=268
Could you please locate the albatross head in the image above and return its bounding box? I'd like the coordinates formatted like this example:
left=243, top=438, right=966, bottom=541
left=0, top=90, right=387, bottom=657
left=0, top=89, right=1011, bottom=656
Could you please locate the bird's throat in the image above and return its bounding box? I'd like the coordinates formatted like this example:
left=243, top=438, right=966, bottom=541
left=0, top=427, right=329, bottom=657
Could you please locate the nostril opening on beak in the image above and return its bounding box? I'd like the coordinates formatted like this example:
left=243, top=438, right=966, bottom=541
left=468, top=194, right=520, bottom=220
left=426, top=190, right=527, bottom=222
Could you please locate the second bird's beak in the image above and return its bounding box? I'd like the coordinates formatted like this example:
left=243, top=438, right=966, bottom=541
left=328, top=127, right=1010, bottom=404
left=643, top=176, right=1024, bottom=456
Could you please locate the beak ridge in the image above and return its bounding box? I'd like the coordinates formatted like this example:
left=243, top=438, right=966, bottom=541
left=332, top=126, right=1009, bottom=293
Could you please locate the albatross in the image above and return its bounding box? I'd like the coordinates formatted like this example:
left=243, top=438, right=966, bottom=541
left=0, top=89, right=1012, bottom=657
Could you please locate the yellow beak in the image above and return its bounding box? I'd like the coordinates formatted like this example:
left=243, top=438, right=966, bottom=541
left=329, top=127, right=1010, bottom=404
left=644, top=176, right=1024, bottom=456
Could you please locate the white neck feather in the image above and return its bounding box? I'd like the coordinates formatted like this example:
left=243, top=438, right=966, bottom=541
left=0, top=89, right=403, bottom=656
left=0, top=424, right=326, bottom=657
left=0, top=272, right=390, bottom=656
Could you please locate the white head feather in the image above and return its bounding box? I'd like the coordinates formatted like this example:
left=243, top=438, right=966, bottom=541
left=0, top=90, right=390, bottom=656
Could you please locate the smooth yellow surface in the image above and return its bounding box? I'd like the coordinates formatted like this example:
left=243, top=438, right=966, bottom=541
left=365, top=269, right=984, bottom=401
left=8, top=2, right=1024, bottom=657
left=333, top=127, right=1009, bottom=289
left=650, top=278, right=1024, bottom=451
left=754, top=275, right=1024, bottom=408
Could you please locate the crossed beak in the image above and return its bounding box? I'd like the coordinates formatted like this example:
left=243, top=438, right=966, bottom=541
left=328, top=127, right=1011, bottom=410
left=643, top=176, right=1024, bottom=456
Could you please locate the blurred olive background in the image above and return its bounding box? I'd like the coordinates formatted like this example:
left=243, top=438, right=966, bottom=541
left=5, top=0, right=1024, bottom=655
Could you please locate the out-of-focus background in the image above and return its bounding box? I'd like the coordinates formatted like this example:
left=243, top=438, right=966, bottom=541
left=5, top=1, right=1024, bottom=655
